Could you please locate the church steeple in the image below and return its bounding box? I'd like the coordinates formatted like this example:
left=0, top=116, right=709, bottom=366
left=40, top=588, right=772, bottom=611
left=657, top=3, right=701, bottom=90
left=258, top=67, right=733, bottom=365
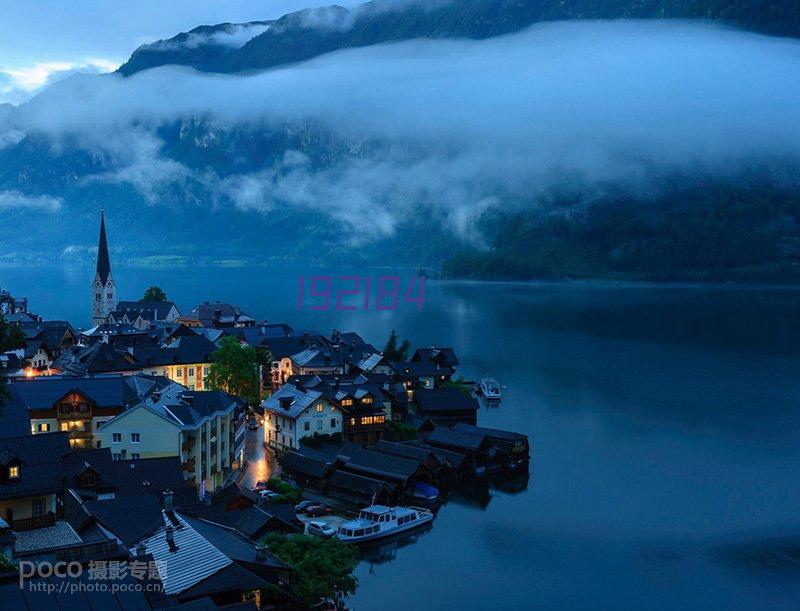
left=92, top=209, right=118, bottom=326
left=96, top=209, right=111, bottom=285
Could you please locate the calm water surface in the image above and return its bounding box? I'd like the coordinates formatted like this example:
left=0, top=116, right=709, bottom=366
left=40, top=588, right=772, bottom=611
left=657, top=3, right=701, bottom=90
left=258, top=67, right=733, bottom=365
left=3, top=265, right=800, bottom=610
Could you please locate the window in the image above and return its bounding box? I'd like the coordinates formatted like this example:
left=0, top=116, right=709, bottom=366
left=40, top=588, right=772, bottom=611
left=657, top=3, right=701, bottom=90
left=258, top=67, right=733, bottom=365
left=188, top=368, right=194, bottom=377
left=349, top=418, right=356, bottom=426
left=341, top=399, right=353, bottom=406
left=9, top=466, right=19, bottom=478
left=112, top=433, right=121, bottom=443
left=37, top=423, right=50, bottom=433
left=112, top=453, right=121, bottom=461
left=96, top=440, right=102, bottom=449
left=95, top=293, right=101, bottom=300
left=96, top=420, right=104, bottom=430
left=362, top=396, right=373, bottom=404
left=107, top=293, right=113, bottom=299
left=304, top=421, right=310, bottom=431
left=330, top=418, right=337, bottom=428
left=60, top=422, right=68, bottom=432
left=131, top=453, right=140, bottom=460
left=131, top=433, right=140, bottom=443
left=32, top=499, right=45, bottom=518
left=315, top=403, right=324, bottom=413
left=81, top=473, right=96, bottom=487
left=316, top=420, right=323, bottom=430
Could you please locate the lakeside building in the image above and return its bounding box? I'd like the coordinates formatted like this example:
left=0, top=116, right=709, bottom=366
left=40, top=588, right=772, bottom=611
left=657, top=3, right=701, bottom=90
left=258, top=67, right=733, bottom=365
left=262, top=383, right=342, bottom=451
left=183, top=301, right=255, bottom=329
left=96, top=381, right=245, bottom=492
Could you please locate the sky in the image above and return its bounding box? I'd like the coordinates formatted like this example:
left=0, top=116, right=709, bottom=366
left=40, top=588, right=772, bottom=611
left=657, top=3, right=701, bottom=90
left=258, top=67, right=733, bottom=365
left=3, top=20, right=800, bottom=237
left=0, top=0, right=363, bottom=104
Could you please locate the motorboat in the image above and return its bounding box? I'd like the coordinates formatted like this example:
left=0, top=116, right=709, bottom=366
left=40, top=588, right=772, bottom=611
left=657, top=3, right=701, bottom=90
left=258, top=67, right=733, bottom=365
left=337, top=504, right=433, bottom=543
left=476, top=377, right=502, bottom=402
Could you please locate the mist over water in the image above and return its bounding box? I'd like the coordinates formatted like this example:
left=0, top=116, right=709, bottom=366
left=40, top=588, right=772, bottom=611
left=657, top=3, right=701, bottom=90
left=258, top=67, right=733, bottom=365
left=3, top=20, right=800, bottom=239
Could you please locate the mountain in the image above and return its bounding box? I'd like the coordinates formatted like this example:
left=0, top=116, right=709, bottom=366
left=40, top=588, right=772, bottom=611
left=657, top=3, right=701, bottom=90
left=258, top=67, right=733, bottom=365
left=119, top=0, right=800, bottom=77
left=2, top=2, right=800, bottom=282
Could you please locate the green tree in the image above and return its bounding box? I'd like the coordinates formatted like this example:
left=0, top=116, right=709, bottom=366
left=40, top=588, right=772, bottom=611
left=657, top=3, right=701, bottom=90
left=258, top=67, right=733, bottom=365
left=385, top=421, right=418, bottom=441
left=0, top=313, right=25, bottom=409
left=261, top=532, right=358, bottom=605
left=141, top=286, right=168, bottom=302
left=383, top=329, right=411, bottom=362
left=205, top=336, right=260, bottom=404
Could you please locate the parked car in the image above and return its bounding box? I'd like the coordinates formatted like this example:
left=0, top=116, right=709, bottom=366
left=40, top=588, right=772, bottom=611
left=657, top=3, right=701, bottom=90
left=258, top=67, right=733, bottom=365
left=304, top=520, right=337, bottom=538
left=305, top=504, right=333, bottom=517
left=254, top=480, right=268, bottom=491
left=294, top=500, right=316, bottom=513
left=260, top=490, right=281, bottom=500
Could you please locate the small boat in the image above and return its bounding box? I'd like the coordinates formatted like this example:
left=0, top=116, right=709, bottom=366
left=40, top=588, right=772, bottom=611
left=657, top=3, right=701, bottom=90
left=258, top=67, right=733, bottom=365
left=336, top=504, right=434, bottom=543
left=411, top=481, right=439, bottom=501
left=476, top=377, right=502, bottom=402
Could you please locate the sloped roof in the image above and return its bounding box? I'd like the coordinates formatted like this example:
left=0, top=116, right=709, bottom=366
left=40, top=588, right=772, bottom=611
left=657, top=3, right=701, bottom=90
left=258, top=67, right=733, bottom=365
left=112, top=457, right=186, bottom=497
left=340, top=447, right=422, bottom=482
left=0, top=432, right=72, bottom=501
left=328, top=470, right=394, bottom=497
left=130, top=334, right=217, bottom=367
left=426, top=427, right=488, bottom=451
left=416, top=388, right=479, bottom=412
left=453, top=423, right=528, bottom=443
left=262, top=383, right=323, bottom=419
left=85, top=494, right=165, bottom=547
left=136, top=511, right=232, bottom=596
left=52, top=342, right=139, bottom=375
left=116, top=300, right=180, bottom=321
left=278, top=451, right=331, bottom=479
left=96, top=210, right=111, bottom=285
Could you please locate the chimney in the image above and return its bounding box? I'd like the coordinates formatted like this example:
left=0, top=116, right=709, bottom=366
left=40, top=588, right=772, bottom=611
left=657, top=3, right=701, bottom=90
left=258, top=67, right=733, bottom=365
left=135, top=542, right=147, bottom=559
left=165, top=524, right=177, bottom=552
left=163, top=489, right=174, bottom=512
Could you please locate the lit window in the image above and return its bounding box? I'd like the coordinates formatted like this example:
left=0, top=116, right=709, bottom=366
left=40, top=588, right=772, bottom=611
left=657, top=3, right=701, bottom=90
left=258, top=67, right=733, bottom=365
left=341, top=399, right=353, bottom=406
left=315, top=403, right=324, bottom=412
left=60, top=422, right=68, bottom=432
left=349, top=418, right=356, bottom=426
left=9, top=466, right=19, bottom=478
left=37, top=423, right=50, bottom=433
left=112, top=433, right=121, bottom=443
left=362, top=397, right=373, bottom=404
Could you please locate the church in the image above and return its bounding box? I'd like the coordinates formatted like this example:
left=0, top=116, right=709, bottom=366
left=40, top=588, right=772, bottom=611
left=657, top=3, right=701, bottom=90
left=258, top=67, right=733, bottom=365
left=91, top=210, right=118, bottom=326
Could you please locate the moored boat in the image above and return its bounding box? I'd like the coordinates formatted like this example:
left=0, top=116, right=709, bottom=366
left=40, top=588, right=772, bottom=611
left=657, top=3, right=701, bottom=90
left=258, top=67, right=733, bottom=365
left=476, top=377, right=502, bottom=402
left=336, top=504, right=434, bottom=543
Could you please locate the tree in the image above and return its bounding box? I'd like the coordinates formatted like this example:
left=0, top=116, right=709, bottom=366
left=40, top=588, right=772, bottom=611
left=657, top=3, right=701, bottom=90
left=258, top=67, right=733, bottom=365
left=383, top=329, right=411, bottom=362
left=0, top=313, right=25, bottom=409
left=205, top=336, right=260, bottom=404
left=261, top=532, right=358, bottom=605
left=141, top=286, right=167, bottom=302
left=385, top=421, right=418, bottom=441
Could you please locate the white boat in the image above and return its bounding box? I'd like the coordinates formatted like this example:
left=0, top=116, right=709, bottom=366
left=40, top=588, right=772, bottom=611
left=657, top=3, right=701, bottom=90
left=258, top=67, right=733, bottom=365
left=477, top=377, right=502, bottom=402
left=336, top=504, right=433, bottom=543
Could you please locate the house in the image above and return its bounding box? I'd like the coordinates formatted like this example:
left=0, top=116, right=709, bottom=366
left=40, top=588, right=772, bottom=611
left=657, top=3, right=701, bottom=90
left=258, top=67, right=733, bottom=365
left=184, top=302, right=256, bottom=329
left=262, top=383, right=342, bottom=452
left=130, top=334, right=218, bottom=390
left=18, top=320, right=76, bottom=373
left=0, top=286, right=29, bottom=316
left=287, top=374, right=392, bottom=445
left=108, top=300, right=181, bottom=330
left=389, top=360, right=443, bottom=399
left=80, top=322, right=153, bottom=349
left=51, top=342, right=140, bottom=377
left=411, top=346, right=461, bottom=372
left=0, top=351, right=25, bottom=384
left=415, top=387, right=479, bottom=426
left=134, top=505, right=291, bottom=604
left=96, top=382, right=245, bottom=492
left=8, top=375, right=165, bottom=449
left=372, top=439, right=452, bottom=481
left=0, top=432, right=71, bottom=529
left=276, top=451, right=332, bottom=490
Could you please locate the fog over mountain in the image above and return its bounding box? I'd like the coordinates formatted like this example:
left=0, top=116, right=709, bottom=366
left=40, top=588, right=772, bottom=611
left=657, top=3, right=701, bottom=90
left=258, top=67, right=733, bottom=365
left=2, top=12, right=800, bottom=278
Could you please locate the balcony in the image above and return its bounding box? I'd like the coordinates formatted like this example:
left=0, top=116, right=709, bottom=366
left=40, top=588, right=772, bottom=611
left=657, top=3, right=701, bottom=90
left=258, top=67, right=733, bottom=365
left=181, top=457, right=196, bottom=471
left=12, top=513, right=56, bottom=531
left=181, top=437, right=196, bottom=452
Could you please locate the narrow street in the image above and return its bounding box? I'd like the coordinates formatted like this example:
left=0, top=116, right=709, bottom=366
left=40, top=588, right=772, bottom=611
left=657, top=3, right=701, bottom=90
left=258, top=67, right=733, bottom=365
left=238, top=424, right=277, bottom=490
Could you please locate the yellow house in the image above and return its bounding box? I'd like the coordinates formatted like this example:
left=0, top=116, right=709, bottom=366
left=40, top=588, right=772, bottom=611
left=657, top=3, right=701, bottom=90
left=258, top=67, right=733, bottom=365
left=130, top=334, right=217, bottom=390
left=96, top=382, right=245, bottom=493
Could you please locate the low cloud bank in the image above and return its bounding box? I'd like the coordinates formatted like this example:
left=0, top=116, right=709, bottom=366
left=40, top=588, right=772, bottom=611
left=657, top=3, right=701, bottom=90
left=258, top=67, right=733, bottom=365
left=3, top=20, right=800, bottom=236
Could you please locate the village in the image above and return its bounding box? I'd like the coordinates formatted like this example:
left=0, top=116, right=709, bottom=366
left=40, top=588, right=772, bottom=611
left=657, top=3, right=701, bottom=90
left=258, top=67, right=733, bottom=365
left=0, top=212, right=529, bottom=609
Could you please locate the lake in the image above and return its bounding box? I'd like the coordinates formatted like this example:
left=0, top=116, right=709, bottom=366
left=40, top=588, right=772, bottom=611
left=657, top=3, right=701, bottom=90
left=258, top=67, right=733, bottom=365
left=3, top=265, right=800, bottom=609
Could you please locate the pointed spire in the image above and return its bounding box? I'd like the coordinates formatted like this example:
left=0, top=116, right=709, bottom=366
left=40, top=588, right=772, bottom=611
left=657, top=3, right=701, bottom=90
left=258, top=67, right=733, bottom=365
left=96, top=209, right=111, bottom=284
